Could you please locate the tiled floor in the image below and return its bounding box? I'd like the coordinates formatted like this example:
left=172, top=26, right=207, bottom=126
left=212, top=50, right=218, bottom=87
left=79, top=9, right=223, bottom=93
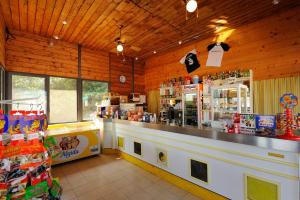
left=52, top=154, right=203, bottom=200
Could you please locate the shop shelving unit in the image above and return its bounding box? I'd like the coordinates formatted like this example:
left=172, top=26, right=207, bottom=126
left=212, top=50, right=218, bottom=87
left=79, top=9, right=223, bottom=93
left=182, top=84, right=202, bottom=128
left=211, top=83, right=250, bottom=128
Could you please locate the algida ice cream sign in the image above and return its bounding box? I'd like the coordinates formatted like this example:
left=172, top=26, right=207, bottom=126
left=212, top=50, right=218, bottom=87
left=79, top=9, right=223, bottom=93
left=55, top=135, right=89, bottom=161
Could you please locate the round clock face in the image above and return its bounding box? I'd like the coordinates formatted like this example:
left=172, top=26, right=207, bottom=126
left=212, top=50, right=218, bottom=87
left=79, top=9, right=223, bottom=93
left=119, top=75, right=126, bottom=83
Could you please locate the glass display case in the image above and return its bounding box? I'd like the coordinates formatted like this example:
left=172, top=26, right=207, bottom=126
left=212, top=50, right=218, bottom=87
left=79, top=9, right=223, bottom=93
left=211, top=84, right=250, bottom=123
left=182, top=84, right=202, bottom=128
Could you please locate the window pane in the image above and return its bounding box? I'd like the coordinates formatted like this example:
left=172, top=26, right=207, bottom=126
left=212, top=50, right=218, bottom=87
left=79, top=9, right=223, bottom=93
left=50, top=77, right=77, bottom=123
left=11, top=75, right=46, bottom=112
left=82, top=81, right=108, bottom=120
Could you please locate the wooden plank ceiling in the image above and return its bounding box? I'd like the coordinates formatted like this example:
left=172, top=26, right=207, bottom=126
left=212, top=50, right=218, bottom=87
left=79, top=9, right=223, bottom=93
left=0, top=0, right=299, bottom=58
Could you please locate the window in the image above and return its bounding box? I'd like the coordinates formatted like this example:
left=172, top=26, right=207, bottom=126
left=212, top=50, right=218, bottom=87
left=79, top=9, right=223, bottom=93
left=11, top=74, right=46, bottom=112
left=82, top=80, right=108, bottom=120
left=8, top=72, right=110, bottom=123
left=49, top=77, right=77, bottom=123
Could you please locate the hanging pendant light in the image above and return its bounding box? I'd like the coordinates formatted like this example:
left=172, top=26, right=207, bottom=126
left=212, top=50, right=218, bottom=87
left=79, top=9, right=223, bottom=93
left=116, top=41, right=124, bottom=52
left=115, top=25, right=124, bottom=53
left=186, top=0, right=197, bottom=13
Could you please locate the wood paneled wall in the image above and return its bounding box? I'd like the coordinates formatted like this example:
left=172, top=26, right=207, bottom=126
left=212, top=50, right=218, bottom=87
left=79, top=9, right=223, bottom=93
left=0, top=10, right=5, bottom=67
left=81, top=47, right=109, bottom=81
left=144, top=7, right=300, bottom=91
left=109, top=54, right=133, bottom=95
left=6, top=31, right=78, bottom=78
left=5, top=31, right=144, bottom=94
left=134, top=61, right=145, bottom=94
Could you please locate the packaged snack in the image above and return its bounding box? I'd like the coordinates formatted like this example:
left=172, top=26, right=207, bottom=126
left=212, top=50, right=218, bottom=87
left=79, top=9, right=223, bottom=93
left=29, top=164, right=50, bottom=186
left=8, top=115, right=24, bottom=143
left=49, top=179, right=62, bottom=199
left=20, top=115, right=40, bottom=143
left=6, top=169, right=28, bottom=199
left=24, top=181, right=48, bottom=199
left=0, top=114, right=8, bottom=146
left=0, top=183, right=7, bottom=200
left=40, top=114, right=48, bottom=132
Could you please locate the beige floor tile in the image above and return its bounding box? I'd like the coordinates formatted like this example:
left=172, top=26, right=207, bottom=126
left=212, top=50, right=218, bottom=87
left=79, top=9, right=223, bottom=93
left=61, top=189, right=77, bottom=200
left=76, top=190, right=102, bottom=200
left=157, top=190, right=182, bottom=200
left=182, top=193, right=203, bottom=200
left=102, top=192, right=129, bottom=200
left=126, top=191, right=154, bottom=200
left=52, top=155, right=205, bottom=200
left=167, top=184, right=188, bottom=198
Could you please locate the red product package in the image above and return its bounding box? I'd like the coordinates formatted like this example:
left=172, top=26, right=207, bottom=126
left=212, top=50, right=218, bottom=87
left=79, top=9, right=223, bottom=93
left=8, top=114, right=25, bottom=145
left=0, top=183, right=8, bottom=199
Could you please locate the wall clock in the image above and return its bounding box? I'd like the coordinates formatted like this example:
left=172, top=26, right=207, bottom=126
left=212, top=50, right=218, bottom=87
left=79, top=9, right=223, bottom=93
left=119, top=75, right=126, bottom=83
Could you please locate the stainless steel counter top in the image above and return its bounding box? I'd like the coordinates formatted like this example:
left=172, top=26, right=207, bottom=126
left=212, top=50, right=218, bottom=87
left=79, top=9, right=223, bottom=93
left=111, top=119, right=300, bottom=153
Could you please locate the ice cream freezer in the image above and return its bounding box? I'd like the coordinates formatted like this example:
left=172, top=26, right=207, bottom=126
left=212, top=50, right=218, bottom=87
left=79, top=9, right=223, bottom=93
left=46, top=121, right=101, bottom=165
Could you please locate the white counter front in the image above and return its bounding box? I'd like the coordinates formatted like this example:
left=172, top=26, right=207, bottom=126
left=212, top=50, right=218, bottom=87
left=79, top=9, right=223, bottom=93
left=103, top=119, right=299, bottom=200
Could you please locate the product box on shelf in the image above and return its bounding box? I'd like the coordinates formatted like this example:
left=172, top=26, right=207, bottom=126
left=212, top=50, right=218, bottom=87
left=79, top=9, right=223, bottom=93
left=255, top=115, right=276, bottom=137
left=240, top=114, right=256, bottom=135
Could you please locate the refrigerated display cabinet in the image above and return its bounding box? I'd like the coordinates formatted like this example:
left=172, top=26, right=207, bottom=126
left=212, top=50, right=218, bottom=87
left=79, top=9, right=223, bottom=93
left=182, top=84, right=202, bottom=128
left=211, top=84, right=250, bottom=127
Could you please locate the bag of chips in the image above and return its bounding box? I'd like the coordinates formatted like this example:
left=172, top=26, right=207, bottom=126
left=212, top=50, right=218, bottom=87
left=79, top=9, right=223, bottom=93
left=0, top=114, right=8, bottom=146
left=20, top=115, right=40, bottom=144
left=8, top=115, right=24, bottom=144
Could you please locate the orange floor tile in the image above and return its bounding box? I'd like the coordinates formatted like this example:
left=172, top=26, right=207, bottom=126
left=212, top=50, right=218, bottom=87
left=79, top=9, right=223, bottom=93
left=52, top=155, right=203, bottom=200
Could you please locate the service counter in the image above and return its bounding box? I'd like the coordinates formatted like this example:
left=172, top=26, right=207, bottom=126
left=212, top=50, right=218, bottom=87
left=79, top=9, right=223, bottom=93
left=102, top=119, right=300, bottom=200
left=47, top=122, right=101, bottom=165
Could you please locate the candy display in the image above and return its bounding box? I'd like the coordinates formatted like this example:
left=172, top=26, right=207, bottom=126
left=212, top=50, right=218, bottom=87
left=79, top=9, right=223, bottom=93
left=0, top=110, right=62, bottom=200
left=277, top=93, right=300, bottom=140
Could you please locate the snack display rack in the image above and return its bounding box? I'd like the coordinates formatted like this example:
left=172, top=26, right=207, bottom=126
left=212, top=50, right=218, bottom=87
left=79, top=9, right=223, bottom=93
left=0, top=98, right=62, bottom=200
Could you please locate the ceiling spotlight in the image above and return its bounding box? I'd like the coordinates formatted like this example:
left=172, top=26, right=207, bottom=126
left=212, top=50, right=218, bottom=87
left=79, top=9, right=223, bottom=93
left=116, top=42, right=124, bottom=52
left=135, top=57, right=138, bottom=60
left=186, top=0, right=197, bottom=13
left=53, top=35, right=59, bottom=40
left=272, top=0, right=279, bottom=5
left=178, top=40, right=182, bottom=45
left=153, top=50, right=157, bottom=54
left=62, top=20, right=68, bottom=25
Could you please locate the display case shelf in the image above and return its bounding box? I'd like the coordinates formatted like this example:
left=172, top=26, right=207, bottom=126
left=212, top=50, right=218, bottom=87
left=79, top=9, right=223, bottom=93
left=211, top=84, right=250, bottom=124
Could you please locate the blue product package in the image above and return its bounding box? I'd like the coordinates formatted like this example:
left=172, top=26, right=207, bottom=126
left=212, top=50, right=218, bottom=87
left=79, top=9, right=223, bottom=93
left=255, top=115, right=276, bottom=136
left=0, top=114, right=8, bottom=133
